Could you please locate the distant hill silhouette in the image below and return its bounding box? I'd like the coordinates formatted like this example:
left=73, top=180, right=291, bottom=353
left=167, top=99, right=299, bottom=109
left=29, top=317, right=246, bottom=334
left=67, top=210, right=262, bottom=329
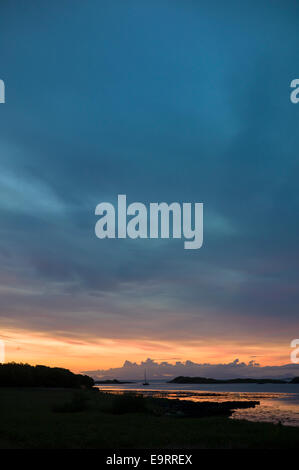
left=169, top=376, right=288, bottom=384
left=290, top=377, right=299, bottom=384
left=0, top=362, right=94, bottom=388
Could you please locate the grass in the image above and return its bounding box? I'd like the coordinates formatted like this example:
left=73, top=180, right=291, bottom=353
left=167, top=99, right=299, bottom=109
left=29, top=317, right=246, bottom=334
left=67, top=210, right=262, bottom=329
left=0, top=387, right=299, bottom=449
left=51, top=390, right=89, bottom=413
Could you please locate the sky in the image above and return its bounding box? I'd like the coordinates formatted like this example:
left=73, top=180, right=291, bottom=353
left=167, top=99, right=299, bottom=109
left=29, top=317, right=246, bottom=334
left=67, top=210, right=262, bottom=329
left=0, top=0, right=299, bottom=375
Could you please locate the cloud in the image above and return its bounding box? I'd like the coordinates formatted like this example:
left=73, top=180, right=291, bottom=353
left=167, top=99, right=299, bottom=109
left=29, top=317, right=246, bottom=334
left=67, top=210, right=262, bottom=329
left=84, top=357, right=299, bottom=380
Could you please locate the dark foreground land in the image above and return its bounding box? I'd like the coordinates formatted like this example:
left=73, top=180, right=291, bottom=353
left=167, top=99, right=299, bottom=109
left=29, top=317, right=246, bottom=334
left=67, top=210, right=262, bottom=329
left=1, top=388, right=299, bottom=449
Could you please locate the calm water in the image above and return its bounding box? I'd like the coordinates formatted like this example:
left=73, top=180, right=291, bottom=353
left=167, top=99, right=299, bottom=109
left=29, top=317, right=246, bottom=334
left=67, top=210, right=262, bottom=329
left=96, top=381, right=299, bottom=427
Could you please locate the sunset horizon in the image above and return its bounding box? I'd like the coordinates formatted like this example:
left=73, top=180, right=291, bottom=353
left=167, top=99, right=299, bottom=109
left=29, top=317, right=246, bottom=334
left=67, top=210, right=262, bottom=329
left=2, top=326, right=296, bottom=374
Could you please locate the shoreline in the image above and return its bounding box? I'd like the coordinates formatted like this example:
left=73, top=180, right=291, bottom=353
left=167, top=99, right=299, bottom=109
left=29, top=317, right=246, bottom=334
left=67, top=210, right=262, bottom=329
left=1, top=387, right=299, bottom=449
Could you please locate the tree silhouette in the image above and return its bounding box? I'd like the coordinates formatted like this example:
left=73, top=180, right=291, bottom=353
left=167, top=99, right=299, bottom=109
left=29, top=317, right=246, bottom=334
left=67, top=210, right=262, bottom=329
left=0, top=362, right=94, bottom=388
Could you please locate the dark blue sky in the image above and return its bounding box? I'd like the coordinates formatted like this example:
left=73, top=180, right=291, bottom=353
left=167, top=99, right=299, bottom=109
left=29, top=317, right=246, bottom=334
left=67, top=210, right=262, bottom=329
left=0, top=0, right=299, bottom=367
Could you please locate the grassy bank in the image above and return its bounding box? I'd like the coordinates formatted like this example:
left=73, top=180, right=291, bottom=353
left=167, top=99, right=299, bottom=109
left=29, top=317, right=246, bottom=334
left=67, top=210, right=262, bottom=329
left=0, top=387, right=299, bottom=449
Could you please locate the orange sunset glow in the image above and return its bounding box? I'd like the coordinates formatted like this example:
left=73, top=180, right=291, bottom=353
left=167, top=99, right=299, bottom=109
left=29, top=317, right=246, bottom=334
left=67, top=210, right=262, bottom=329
left=1, top=327, right=291, bottom=374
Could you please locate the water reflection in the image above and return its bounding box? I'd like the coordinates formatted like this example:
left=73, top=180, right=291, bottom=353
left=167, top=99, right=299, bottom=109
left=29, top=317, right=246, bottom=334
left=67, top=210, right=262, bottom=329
left=96, top=386, right=299, bottom=427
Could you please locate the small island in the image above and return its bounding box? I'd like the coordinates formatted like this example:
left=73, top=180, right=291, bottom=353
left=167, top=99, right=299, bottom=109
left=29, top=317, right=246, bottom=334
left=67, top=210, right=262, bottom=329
left=168, top=376, right=299, bottom=384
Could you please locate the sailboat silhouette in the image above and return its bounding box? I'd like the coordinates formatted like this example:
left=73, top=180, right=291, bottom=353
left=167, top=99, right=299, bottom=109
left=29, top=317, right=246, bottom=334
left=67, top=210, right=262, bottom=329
left=142, top=369, right=149, bottom=386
